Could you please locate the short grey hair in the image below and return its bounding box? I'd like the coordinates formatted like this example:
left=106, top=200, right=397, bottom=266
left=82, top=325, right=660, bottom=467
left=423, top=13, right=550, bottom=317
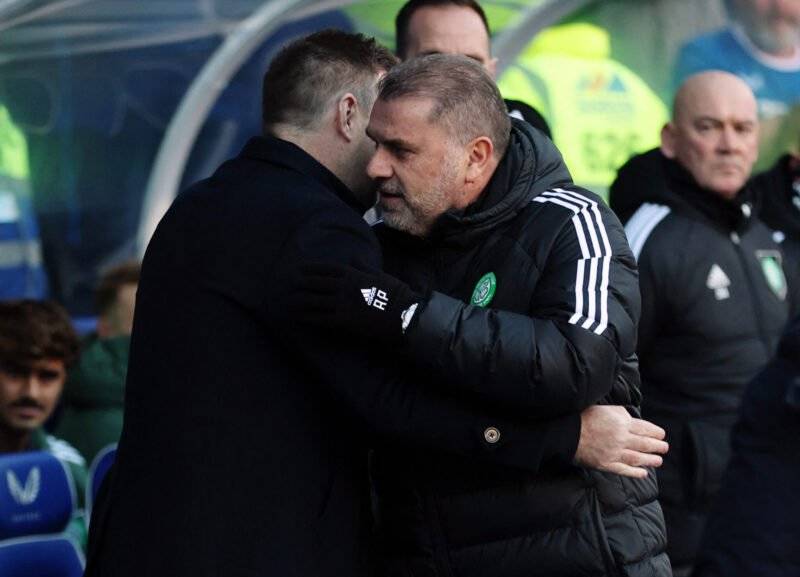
left=377, top=54, right=511, bottom=157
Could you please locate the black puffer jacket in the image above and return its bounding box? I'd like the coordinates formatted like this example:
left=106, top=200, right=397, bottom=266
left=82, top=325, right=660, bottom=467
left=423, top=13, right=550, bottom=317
left=610, top=149, right=797, bottom=568
left=373, top=121, right=670, bottom=577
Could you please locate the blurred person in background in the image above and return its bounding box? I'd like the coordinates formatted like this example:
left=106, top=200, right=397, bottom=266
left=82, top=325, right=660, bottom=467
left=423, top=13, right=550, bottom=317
left=55, top=261, right=140, bottom=462
left=675, top=0, right=800, bottom=120
left=0, top=104, right=48, bottom=300
left=750, top=146, right=800, bottom=270
left=497, top=22, right=668, bottom=199
left=693, top=315, right=800, bottom=577
left=610, top=70, right=799, bottom=576
left=93, top=261, right=139, bottom=340
left=395, top=0, right=551, bottom=136
left=0, top=299, right=86, bottom=546
left=675, top=0, right=800, bottom=168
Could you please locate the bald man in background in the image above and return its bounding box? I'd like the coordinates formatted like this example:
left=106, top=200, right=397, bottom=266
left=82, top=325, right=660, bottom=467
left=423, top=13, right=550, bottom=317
left=609, top=71, right=799, bottom=576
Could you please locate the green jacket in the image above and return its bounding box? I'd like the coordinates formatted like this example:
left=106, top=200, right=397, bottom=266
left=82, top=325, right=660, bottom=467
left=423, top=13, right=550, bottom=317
left=30, top=428, right=88, bottom=549
left=56, top=333, right=128, bottom=462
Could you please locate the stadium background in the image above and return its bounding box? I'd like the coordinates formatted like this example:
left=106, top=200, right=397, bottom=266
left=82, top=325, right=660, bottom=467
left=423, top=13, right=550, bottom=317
left=1, top=0, right=797, bottom=315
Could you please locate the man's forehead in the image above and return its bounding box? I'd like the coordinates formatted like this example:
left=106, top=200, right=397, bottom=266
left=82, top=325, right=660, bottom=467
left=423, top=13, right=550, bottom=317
left=675, top=73, right=758, bottom=123
left=406, top=5, right=491, bottom=59
left=0, top=357, right=66, bottom=374
left=679, top=98, right=758, bottom=124
left=369, top=96, right=435, bottom=134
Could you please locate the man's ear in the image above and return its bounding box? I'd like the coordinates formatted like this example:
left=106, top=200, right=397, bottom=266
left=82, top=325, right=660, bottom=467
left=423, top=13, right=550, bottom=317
left=660, top=122, right=677, bottom=159
left=465, top=136, right=495, bottom=183
left=336, top=93, right=360, bottom=142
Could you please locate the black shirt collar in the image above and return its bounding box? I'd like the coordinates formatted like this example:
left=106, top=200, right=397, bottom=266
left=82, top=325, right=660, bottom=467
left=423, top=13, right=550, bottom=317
left=240, top=135, right=365, bottom=213
left=662, top=155, right=753, bottom=232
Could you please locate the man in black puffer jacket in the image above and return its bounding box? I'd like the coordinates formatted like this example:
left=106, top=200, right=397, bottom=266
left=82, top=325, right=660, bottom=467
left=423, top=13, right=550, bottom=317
left=297, top=54, right=670, bottom=577
left=374, top=53, right=671, bottom=577
left=609, top=71, right=798, bottom=575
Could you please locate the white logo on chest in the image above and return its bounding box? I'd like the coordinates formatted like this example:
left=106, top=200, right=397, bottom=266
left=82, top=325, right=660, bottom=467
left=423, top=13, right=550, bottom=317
left=706, top=264, right=731, bottom=301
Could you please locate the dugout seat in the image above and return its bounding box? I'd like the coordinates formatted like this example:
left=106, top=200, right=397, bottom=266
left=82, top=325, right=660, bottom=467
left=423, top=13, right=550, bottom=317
left=86, top=443, right=116, bottom=521
left=0, top=451, right=84, bottom=576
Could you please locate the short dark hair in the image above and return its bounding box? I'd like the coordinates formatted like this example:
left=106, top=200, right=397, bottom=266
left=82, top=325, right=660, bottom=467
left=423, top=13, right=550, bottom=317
left=395, top=0, right=490, bottom=59
left=262, top=29, right=398, bottom=133
left=0, top=300, right=80, bottom=367
left=95, top=260, right=141, bottom=317
left=378, top=54, right=511, bottom=158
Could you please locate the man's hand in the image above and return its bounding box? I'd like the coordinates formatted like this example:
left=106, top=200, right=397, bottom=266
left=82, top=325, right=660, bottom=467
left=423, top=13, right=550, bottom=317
left=289, top=263, right=423, bottom=345
left=574, top=405, right=668, bottom=479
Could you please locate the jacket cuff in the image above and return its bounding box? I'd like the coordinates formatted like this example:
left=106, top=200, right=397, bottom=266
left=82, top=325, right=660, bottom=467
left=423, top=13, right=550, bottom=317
left=404, top=291, right=459, bottom=350
left=476, top=412, right=581, bottom=473
left=542, top=412, right=582, bottom=465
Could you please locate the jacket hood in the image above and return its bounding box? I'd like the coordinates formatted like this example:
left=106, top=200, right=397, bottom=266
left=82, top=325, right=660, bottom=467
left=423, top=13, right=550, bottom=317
left=609, top=149, right=668, bottom=223
left=434, top=118, right=572, bottom=244
left=610, top=148, right=754, bottom=232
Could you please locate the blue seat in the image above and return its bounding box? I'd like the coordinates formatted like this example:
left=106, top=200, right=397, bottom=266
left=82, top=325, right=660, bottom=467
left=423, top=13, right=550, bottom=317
left=0, top=451, right=84, bottom=575
left=71, top=315, right=98, bottom=336
left=0, top=535, right=84, bottom=577
left=86, top=443, right=116, bottom=517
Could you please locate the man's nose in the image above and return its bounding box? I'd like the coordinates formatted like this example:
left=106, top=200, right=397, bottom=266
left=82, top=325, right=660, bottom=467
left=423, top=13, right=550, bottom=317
left=367, top=148, right=392, bottom=180
left=718, top=125, right=740, bottom=152
left=21, top=374, right=43, bottom=398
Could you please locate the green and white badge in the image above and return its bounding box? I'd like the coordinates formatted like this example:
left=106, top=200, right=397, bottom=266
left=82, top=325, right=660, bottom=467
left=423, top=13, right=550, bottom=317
left=471, top=272, right=497, bottom=307
left=756, top=251, right=787, bottom=301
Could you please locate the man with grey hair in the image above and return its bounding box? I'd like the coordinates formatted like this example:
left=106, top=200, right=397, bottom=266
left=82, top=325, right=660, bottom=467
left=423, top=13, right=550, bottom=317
left=374, top=50, right=511, bottom=236
left=296, top=54, right=671, bottom=576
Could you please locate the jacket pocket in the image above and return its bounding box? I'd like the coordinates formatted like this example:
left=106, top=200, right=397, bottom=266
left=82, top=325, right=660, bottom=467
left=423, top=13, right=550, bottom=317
left=683, top=415, right=737, bottom=507
left=585, top=476, right=624, bottom=577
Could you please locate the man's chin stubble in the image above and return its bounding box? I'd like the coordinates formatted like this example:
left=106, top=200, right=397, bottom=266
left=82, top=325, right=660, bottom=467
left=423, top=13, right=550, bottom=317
left=382, top=211, right=425, bottom=237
